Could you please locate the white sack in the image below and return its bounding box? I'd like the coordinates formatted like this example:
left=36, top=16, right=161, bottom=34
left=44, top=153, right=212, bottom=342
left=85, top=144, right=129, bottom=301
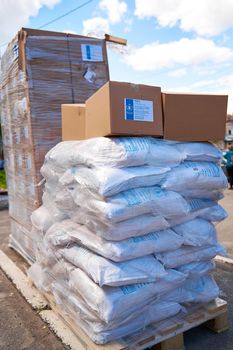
left=180, top=189, right=224, bottom=200
left=52, top=281, right=182, bottom=344
left=176, top=260, right=215, bottom=277
left=161, top=162, right=227, bottom=193
left=45, top=137, right=185, bottom=169
left=174, top=142, right=221, bottom=163
left=163, top=275, right=219, bottom=304
left=31, top=205, right=53, bottom=233
left=69, top=267, right=186, bottom=322
left=46, top=220, right=184, bottom=261
left=156, top=244, right=226, bottom=268
left=71, top=186, right=190, bottom=223
left=61, top=246, right=167, bottom=287
left=71, top=211, right=169, bottom=241
left=60, top=165, right=170, bottom=197
left=198, top=204, right=228, bottom=222
left=169, top=203, right=227, bottom=227
left=173, top=218, right=217, bottom=246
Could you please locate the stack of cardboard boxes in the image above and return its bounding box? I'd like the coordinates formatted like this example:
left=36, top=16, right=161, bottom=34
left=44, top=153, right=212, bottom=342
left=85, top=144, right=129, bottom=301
left=1, top=28, right=109, bottom=262
left=62, top=81, right=228, bottom=141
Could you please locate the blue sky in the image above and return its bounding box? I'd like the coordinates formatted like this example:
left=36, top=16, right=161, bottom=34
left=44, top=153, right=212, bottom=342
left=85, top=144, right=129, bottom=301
left=1, top=0, right=233, bottom=112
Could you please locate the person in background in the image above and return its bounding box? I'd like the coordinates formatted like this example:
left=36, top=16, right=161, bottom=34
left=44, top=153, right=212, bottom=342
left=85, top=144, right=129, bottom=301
left=224, top=143, right=233, bottom=189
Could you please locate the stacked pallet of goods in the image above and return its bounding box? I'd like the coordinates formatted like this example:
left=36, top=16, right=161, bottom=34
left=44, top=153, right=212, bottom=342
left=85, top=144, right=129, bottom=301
left=0, top=28, right=109, bottom=262
left=29, top=136, right=228, bottom=344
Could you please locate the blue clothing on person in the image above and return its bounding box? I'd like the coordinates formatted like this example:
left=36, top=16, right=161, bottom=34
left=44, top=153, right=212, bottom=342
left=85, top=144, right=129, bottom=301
left=224, top=150, right=233, bottom=168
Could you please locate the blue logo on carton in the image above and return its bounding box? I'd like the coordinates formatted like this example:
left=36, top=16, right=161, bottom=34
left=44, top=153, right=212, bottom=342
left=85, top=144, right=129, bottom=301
left=125, top=99, right=134, bottom=120
left=86, top=45, right=91, bottom=60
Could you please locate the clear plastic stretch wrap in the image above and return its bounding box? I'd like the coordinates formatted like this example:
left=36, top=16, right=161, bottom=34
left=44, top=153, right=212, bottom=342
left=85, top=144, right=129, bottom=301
left=0, top=28, right=109, bottom=261
left=28, top=137, right=228, bottom=344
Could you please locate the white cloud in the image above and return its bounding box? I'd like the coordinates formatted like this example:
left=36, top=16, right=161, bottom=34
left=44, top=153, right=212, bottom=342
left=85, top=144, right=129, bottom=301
left=124, top=18, right=133, bottom=33
left=82, top=16, right=110, bottom=37
left=124, top=37, right=233, bottom=71
left=99, top=0, right=127, bottom=24
left=135, top=0, right=233, bottom=37
left=0, top=0, right=60, bottom=45
left=166, top=74, right=233, bottom=113
left=82, top=0, right=128, bottom=38
left=168, top=68, right=187, bottom=78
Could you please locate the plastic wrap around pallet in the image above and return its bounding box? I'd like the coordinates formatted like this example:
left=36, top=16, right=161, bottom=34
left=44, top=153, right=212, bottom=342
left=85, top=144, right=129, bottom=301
left=1, top=29, right=109, bottom=261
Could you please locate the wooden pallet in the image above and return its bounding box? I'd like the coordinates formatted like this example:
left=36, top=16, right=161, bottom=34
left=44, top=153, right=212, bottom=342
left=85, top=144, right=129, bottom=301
left=42, top=293, right=228, bottom=350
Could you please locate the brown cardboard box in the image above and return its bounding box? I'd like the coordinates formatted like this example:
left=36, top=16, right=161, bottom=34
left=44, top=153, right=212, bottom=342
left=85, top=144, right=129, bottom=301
left=62, top=104, right=86, bottom=140
left=86, top=81, right=163, bottom=138
left=1, top=27, right=110, bottom=262
left=162, top=93, right=228, bottom=141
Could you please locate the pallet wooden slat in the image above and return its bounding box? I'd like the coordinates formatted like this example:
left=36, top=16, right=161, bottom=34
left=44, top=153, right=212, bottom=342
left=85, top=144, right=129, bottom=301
left=42, top=292, right=228, bottom=350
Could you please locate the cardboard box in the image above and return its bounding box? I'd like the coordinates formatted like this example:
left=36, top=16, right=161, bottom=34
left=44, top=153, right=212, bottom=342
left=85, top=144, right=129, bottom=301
left=62, top=104, right=86, bottom=140
left=1, top=27, right=110, bottom=261
left=162, top=93, right=228, bottom=141
left=86, top=81, right=163, bottom=138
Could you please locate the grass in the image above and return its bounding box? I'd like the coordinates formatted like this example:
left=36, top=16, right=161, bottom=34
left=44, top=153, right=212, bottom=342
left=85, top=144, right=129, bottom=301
left=0, top=169, right=7, bottom=190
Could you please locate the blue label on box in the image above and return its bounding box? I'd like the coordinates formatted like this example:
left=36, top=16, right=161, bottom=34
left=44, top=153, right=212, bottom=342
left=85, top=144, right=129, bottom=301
left=125, top=98, right=134, bottom=120
left=124, top=98, right=154, bottom=122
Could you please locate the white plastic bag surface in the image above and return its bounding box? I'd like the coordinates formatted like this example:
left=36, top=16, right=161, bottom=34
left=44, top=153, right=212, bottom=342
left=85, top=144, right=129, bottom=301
left=173, top=219, right=217, bottom=246
left=163, top=275, right=219, bottom=304
left=61, top=246, right=167, bottom=287
left=52, top=281, right=182, bottom=344
left=174, top=142, right=221, bottom=163
left=168, top=203, right=227, bottom=227
left=198, top=204, right=228, bottom=222
left=60, top=165, right=170, bottom=197
left=54, top=220, right=184, bottom=261
left=70, top=211, right=170, bottom=241
left=45, top=137, right=185, bottom=169
left=69, top=267, right=186, bottom=322
left=161, top=162, right=227, bottom=193
left=71, top=186, right=190, bottom=223
left=156, top=244, right=226, bottom=268
left=176, top=260, right=215, bottom=277
left=31, top=205, right=53, bottom=233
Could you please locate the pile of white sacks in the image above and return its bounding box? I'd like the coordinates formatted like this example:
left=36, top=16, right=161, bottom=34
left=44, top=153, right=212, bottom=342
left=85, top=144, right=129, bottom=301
left=29, top=137, right=228, bottom=344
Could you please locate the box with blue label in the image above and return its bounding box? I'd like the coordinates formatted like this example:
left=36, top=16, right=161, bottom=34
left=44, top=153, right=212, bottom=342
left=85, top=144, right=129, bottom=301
left=85, top=81, right=163, bottom=137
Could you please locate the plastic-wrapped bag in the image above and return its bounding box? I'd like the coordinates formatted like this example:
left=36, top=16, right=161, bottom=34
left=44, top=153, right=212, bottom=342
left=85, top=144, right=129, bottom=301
left=180, top=189, right=224, bottom=201
left=61, top=246, right=167, bottom=287
left=173, top=218, right=217, bottom=246
left=156, top=244, right=226, bottom=268
left=45, top=137, right=185, bottom=169
left=176, top=260, right=215, bottom=277
left=169, top=203, right=227, bottom=227
left=161, top=162, right=227, bottom=193
left=60, top=165, right=170, bottom=197
left=71, top=186, right=190, bottom=223
left=40, top=162, right=64, bottom=183
left=163, top=275, right=219, bottom=304
left=69, top=267, right=186, bottom=323
left=198, top=204, right=228, bottom=222
left=71, top=211, right=169, bottom=241
left=31, top=205, right=54, bottom=233
left=46, top=220, right=184, bottom=261
left=52, top=281, right=182, bottom=344
left=174, top=142, right=221, bottom=163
